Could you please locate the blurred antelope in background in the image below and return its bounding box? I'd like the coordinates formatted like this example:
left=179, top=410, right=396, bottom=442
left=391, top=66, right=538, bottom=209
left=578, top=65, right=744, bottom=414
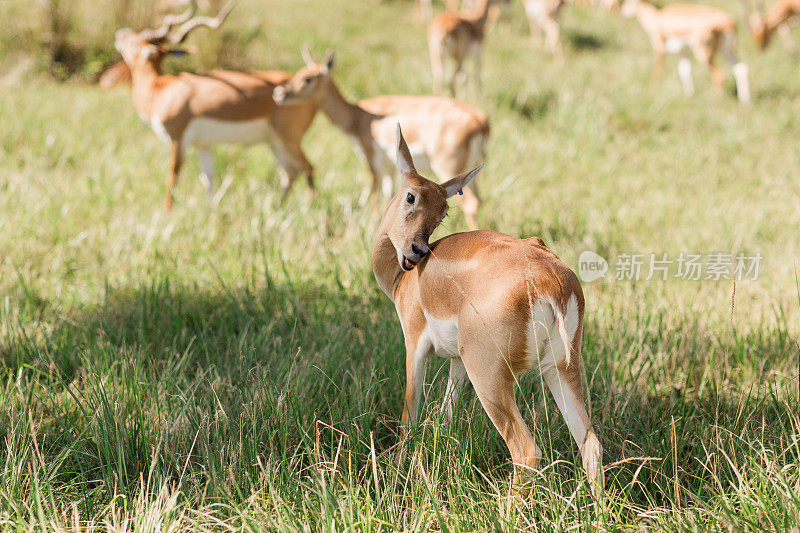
left=99, top=0, right=205, bottom=90
left=622, top=0, right=751, bottom=103
left=417, top=0, right=461, bottom=21
left=747, top=0, right=800, bottom=54
left=428, top=0, right=498, bottom=96
left=273, top=49, right=488, bottom=229
left=373, top=124, right=604, bottom=497
left=114, top=1, right=317, bottom=210
left=524, top=0, right=566, bottom=58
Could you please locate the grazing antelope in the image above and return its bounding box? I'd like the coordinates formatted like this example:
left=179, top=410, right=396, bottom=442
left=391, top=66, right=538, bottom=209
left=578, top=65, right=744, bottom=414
left=114, top=1, right=317, bottom=210
left=523, top=0, right=567, bottom=58
left=374, top=125, right=604, bottom=497
left=428, top=0, right=497, bottom=96
left=417, top=0, right=463, bottom=22
left=621, top=0, right=751, bottom=103
left=748, top=0, right=800, bottom=53
left=273, top=50, right=488, bottom=229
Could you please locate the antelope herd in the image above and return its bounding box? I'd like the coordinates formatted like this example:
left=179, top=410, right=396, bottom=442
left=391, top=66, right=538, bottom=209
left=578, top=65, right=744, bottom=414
left=273, top=48, right=488, bottom=228
left=104, top=0, right=797, bottom=500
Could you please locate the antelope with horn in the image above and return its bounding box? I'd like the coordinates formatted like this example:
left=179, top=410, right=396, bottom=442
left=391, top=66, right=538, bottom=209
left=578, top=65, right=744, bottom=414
left=621, top=0, right=751, bottom=103
left=746, top=0, right=800, bottom=53
left=114, top=1, right=317, bottom=210
left=373, top=124, right=604, bottom=497
left=273, top=49, right=488, bottom=230
left=427, top=0, right=499, bottom=96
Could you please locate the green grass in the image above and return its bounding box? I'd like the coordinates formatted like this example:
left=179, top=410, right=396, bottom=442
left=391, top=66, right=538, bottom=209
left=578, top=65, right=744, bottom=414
left=1, top=0, right=799, bottom=530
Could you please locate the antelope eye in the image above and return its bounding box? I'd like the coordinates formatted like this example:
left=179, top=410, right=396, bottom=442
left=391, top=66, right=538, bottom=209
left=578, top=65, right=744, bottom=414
left=406, top=192, right=415, bottom=204
left=304, top=76, right=314, bottom=84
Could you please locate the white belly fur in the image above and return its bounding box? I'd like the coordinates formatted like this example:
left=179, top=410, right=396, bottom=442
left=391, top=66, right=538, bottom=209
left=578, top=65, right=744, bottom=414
left=181, top=117, right=270, bottom=148
left=423, top=311, right=459, bottom=357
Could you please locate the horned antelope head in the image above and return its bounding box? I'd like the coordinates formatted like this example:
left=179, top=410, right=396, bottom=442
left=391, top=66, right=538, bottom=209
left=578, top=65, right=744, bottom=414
left=114, top=0, right=235, bottom=69
left=386, top=125, right=483, bottom=272
left=272, top=48, right=335, bottom=105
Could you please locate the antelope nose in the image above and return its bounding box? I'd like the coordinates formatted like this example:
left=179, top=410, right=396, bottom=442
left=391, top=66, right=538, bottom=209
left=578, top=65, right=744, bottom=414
left=411, top=243, right=429, bottom=257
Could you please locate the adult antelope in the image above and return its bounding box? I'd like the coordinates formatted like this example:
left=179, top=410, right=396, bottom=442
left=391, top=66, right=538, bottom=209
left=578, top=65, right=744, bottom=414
left=748, top=0, right=800, bottom=53
left=428, top=0, right=497, bottom=96
left=114, top=1, right=317, bottom=210
left=523, top=0, right=567, bottom=58
left=621, top=0, right=751, bottom=103
left=374, top=125, right=604, bottom=497
left=273, top=50, right=488, bottom=229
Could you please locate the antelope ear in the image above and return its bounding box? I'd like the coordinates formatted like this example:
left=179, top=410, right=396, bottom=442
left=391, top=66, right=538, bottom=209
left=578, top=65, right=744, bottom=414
left=322, top=49, right=334, bottom=74
left=442, top=163, right=483, bottom=198
left=300, top=45, right=316, bottom=67
left=395, top=123, right=416, bottom=178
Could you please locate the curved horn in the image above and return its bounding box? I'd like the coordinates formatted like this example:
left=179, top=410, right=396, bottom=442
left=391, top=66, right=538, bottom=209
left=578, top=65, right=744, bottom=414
left=141, top=0, right=197, bottom=42
left=167, top=0, right=236, bottom=44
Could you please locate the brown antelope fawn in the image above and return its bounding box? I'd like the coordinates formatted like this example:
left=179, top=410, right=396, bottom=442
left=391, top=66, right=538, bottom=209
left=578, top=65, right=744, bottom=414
left=428, top=0, right=499, bottom=96
left=621, top=0, right=751, bottom=103
left=114, top=0, right=317, bottom=210
left=373, top=124, right=604, bottom=497
left=273, top=49, right=488, bottom=229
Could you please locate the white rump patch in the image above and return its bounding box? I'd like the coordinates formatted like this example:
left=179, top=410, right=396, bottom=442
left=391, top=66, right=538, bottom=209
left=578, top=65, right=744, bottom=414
left=526, top=294, right=580, bottom=371
left=563, top=294, right=580, bottom=342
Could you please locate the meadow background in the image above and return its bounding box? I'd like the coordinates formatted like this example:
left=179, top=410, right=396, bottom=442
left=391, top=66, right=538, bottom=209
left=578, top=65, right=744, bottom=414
left=1, top=0, right=798, bottom=530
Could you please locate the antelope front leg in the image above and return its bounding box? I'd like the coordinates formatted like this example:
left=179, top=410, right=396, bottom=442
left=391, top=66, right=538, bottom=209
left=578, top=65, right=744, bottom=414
left=165, top=141, right=183, bottom=211
left=542, top=16, right=562, bottom=59
left=197, top=148, right=217, bottom=202
left=400, top=334, right=431, bottom=436
left=441, top=357, right=469, bottom=423
left=363, top=146, right=385, bottom=200
left=650, top=39, right=665, bottom=81
left=677, top=57, right=695, bottom=96
left=429, top=37, right=445, bottom=96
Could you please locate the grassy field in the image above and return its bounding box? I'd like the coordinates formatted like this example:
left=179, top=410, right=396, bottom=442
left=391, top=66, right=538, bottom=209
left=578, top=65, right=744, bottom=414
left=1, top=0, right=799, bottom=530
